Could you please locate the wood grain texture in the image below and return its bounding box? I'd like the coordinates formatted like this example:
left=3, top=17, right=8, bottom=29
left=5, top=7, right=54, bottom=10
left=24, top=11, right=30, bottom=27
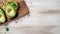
left=0, top=0, right=29, bottom=26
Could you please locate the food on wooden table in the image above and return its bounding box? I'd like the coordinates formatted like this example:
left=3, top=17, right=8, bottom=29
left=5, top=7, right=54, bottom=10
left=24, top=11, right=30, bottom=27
left=0, top=8, right=6, bottom=23
left=0, top=0, right=28, bottom=25
left=2, top=1, right=18, bottom=18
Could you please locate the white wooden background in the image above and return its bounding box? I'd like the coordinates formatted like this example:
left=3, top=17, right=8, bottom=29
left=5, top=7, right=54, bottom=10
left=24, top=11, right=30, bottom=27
left=0, top=0, right=60, bottom=34
left=8, top=0, right=60, bottom=27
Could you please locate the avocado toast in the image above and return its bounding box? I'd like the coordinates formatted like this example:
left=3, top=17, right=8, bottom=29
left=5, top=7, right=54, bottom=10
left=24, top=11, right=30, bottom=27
left=0, top=0, right=29, bottom=25
left=2, top=1, right=18, bottom=18
left=0, top=8, right=6, bottom=24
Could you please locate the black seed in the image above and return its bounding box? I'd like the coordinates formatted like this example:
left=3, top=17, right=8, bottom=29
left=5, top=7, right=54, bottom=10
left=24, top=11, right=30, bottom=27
left=16, top=22, right=17, bottom=23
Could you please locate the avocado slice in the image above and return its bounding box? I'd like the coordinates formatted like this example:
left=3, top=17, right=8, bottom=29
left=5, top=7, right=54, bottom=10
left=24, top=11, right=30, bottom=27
left=3, top=1, right=18, bottom=18
left=0, top=9, right=6, bottom=23
left=6, top=5, right=16, bottom=18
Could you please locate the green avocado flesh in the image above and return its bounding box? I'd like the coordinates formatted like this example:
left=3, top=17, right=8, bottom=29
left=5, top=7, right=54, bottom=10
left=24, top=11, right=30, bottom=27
left=3, top=1, right=18, bottom=18
left=0, top=9, right=6, bottom=23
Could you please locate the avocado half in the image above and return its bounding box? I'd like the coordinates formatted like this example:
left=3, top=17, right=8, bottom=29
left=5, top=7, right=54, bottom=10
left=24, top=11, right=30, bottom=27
left=0, top=9, right=6, bottom=23
left=2, top=1, right=18, bottom=18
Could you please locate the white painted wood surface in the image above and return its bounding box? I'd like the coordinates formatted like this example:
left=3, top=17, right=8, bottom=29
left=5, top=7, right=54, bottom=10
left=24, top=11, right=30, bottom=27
left=8, top=0, right=60, bottom=27
left=0, top=0, right=60, bottom=34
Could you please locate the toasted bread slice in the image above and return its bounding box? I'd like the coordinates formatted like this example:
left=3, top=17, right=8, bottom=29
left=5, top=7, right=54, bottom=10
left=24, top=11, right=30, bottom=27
left=0, top=0, right=29, bottom=26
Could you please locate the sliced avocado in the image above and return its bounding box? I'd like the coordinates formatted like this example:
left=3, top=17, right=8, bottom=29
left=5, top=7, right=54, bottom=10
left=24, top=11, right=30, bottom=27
left=3, top=1, right=18, bottom=18
left=6, top=5, right=16, bottom=18
left=0, top=9, right=6, bottom=23
left=3, top=1, right=18, bottom=10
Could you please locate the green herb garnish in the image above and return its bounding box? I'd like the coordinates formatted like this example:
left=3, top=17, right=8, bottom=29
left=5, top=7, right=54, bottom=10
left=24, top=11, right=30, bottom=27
left=6, top=27, right=9, bottom=31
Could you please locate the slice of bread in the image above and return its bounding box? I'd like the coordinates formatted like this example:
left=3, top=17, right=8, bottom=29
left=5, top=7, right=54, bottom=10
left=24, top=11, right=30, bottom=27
left=0, top=0, right=29, bottom=26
